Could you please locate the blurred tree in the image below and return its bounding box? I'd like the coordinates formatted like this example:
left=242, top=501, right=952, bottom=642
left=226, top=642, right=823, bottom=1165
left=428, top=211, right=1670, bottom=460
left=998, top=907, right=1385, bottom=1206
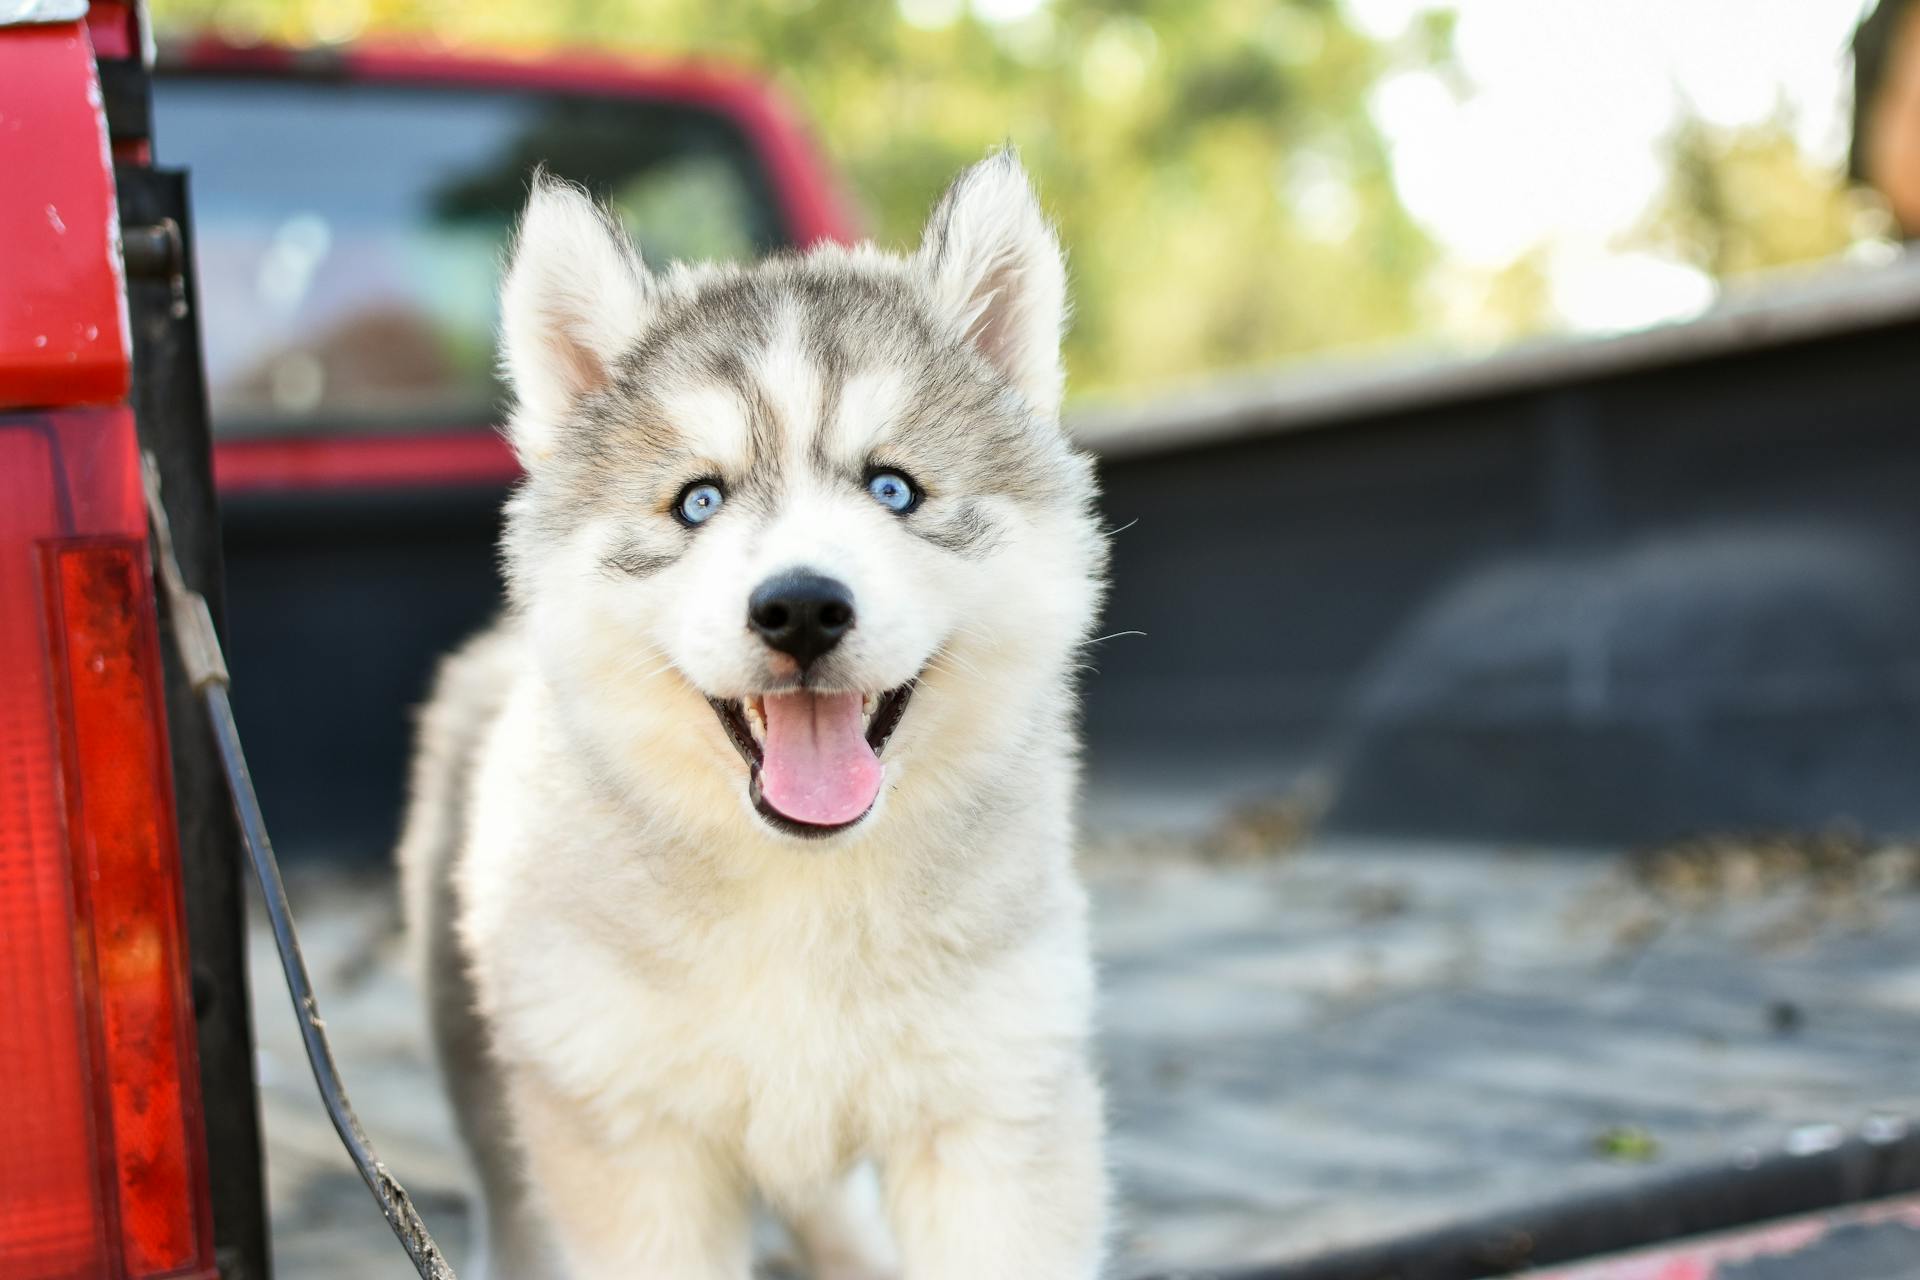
left=144, top=0, right=1880, bottom=394
left=1626, top=110, right=1864, bottom=282
left=147, top=0, right=1444, bottom=396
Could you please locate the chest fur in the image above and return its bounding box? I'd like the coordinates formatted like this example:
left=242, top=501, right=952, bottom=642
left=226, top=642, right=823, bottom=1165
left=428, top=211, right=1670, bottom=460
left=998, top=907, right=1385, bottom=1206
left=485, top=871, right=979, bottom=1202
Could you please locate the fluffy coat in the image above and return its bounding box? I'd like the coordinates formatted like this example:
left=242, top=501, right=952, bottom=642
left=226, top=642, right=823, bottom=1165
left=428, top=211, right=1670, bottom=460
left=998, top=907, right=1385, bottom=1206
left=398, top=152, right=1110, bottom=1280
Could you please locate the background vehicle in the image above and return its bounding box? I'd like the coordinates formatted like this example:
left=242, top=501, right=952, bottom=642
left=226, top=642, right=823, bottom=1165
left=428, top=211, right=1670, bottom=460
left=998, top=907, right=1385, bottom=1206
left=153, top=42, right=858, bottom=860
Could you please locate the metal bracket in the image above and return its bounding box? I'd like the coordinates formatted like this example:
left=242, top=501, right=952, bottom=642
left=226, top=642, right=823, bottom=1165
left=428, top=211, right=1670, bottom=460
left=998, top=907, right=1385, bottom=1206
left=123, top=218, right=188, bottom=317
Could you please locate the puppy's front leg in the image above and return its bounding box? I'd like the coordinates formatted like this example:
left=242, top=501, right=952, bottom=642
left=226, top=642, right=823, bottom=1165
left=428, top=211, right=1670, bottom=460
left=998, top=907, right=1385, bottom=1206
left=886, top=1068, right=1108, bottom=1280
left=512, top=1077, right=752, bottom=1280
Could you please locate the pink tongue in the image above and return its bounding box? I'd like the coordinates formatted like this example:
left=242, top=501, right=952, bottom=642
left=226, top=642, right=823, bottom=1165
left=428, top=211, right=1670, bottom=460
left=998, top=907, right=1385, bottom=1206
left=758, top=691, right=883, bottom=826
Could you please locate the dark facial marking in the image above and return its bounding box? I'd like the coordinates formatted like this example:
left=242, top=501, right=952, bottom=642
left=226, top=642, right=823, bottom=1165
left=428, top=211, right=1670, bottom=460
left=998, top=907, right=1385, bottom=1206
left=707, top=349, right=784, bottom=475
left=603, top=542, right=679, bottom=579
left=917, top=500, right=1002, bottom=558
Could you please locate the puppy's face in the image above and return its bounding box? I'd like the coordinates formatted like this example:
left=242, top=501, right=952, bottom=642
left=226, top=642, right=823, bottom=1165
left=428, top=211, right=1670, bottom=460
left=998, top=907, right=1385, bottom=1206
left=499, top=156, right=1105, bottom=842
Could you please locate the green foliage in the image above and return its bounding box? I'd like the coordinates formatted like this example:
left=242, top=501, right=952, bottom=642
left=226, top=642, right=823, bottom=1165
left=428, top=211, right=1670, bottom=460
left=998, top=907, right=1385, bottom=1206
left=147, top=0, right=1445, bottom=396
left=1627, top=110, right=1866, bottom=281
left=146, top=0, right=1875, bottom=396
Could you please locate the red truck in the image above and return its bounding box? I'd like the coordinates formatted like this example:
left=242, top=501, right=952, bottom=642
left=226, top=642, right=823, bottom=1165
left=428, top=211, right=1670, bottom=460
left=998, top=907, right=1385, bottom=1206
left=155, top=36, right=863, bottom=868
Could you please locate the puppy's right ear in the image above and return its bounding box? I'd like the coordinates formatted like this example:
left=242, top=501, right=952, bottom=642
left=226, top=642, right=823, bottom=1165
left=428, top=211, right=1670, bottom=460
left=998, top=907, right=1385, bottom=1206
left=499, top=172, right=651, bottom=463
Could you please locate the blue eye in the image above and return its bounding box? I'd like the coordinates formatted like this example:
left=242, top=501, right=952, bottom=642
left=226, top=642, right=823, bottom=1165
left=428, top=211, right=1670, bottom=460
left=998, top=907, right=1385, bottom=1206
left=675, top=481, right=725, bottom=526
left=866, top=469, right=919, bottom=514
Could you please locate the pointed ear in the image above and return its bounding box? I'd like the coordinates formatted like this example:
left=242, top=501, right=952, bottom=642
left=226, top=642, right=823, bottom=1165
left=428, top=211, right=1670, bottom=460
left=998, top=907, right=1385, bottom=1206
left=499, top=172, right=652, bottom=462
left=916, top=150, right=1068, bottom=420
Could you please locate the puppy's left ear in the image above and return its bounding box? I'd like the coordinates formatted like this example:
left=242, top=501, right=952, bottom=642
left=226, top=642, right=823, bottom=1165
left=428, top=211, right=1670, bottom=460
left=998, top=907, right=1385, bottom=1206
left=917, top=149, right=1068, bottom=420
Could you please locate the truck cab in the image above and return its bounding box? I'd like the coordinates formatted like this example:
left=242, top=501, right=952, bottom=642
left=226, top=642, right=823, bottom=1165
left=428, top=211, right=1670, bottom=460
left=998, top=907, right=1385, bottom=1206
left=150, top=42, right=859, bottom=862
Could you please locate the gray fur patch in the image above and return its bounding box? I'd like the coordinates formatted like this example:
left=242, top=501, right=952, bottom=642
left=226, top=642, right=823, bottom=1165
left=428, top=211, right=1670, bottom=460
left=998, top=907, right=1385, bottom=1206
left=917, top=500, right=1003, bottom=558
left=603, top=542, right=679, bottom=579
left=706, top=348, right=786, bottom=480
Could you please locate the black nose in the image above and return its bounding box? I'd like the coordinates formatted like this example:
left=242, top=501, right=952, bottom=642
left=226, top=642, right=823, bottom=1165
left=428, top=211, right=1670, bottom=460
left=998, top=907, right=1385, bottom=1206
left=747, top=571, right=855, bottom=667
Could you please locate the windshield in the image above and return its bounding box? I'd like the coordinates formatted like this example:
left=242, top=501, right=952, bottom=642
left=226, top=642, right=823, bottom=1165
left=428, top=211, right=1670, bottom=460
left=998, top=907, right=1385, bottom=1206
left=152, top=76, right=784, bottom=437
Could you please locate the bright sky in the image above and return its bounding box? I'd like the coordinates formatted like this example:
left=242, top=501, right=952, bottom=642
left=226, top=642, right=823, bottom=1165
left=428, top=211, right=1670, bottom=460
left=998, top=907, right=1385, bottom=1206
left=919, top=0, right=1881, bottom=336
left=1352, top=0, right=1879, bottom=332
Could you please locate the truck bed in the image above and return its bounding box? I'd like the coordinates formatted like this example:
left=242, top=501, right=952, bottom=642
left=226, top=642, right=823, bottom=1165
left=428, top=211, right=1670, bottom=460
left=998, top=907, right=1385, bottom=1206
left=243, top=834, right=1920, bottom=1277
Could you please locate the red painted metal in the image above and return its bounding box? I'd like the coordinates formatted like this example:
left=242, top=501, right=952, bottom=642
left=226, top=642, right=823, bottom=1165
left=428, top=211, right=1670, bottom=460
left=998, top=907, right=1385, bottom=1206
left=1528, top=1191, right=1920, bottom=1279
left=86, top=2, right=141, bottom=61
left=169, top=37, right=861, bottom=248
left=0, top=20, right=131, bottom=411
left=1, top=19, right=219, bottom=1276
left=88, top=4, right=154, bottom=163
left=214, top=429, right=521, bottom=494
left=172, top=37, right=860, bottom=496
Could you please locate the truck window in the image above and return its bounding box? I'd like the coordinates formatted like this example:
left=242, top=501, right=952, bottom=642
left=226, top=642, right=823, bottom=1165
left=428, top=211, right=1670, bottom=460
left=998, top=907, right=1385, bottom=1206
left=151, top=77, right=785, bottom=437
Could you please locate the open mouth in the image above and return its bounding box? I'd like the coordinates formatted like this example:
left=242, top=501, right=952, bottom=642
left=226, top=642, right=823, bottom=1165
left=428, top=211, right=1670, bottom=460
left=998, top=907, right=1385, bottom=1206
left=710, top=684, right=915, bottom=838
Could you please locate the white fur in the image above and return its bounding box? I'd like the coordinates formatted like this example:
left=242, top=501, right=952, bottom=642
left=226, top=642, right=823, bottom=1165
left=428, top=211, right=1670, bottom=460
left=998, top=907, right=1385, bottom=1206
left=401, top=153, right=1108, bottom=1280
left=827, top=369, right=913, bottom=461
left=756, top=304, right=826, bottom=455
left=916, top=150, right=1069, bottom=421
left=499, top=174, right=652, bottom=462
left=658, top=381, right=753, bottom=464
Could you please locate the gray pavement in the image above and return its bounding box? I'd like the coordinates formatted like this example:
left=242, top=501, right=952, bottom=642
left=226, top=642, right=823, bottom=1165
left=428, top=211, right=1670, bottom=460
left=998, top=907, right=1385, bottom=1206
left=247, top=833, right=1920, bottom=1278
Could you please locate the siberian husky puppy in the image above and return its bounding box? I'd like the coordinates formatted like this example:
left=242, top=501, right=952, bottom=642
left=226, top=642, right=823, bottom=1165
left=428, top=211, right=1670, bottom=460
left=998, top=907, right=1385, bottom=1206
left=399, top=151, right=1110, bottom=1280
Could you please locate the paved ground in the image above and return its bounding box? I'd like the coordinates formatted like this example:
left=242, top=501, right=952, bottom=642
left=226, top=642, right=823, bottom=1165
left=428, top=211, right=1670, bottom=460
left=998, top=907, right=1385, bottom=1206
left=247, top=830, right=1920, bottom=1278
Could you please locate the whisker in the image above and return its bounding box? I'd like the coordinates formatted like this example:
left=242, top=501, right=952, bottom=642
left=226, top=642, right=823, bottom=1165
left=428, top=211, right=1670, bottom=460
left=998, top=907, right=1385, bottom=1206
left=1081, top=630, right=1147, bottom=647
left=604, top=646, right=684, bottom=685
left=1101, top=517, right=1140, bottom=539
left=939, top=632, right=996, bottom=662
left=923, top=643, right=987, bottom=678
left=924, top=650, right=983, bottom=680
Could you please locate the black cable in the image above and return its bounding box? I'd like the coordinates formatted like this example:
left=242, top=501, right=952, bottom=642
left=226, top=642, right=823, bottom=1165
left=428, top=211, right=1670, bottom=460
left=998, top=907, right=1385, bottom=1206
left=145, top=455, right=456, bottom=1279
left=204, top=685, right=456, bottom=1280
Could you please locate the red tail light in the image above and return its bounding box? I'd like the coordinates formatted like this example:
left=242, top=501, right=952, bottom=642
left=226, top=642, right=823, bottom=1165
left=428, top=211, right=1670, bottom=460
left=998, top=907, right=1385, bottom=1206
left=0, top=408, right=216, bottom=1280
